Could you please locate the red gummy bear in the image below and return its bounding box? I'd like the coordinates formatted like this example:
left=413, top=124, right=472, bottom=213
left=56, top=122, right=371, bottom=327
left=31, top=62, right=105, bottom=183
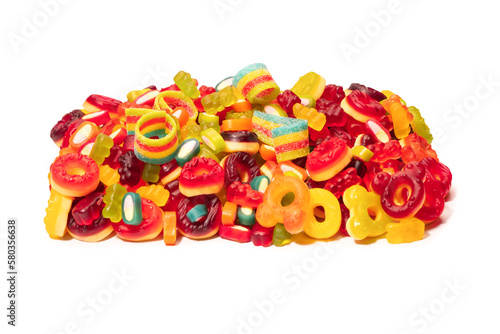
left=401, top=133, right=438, bottom=163
left=226, top=181, right=264, bottom=209
left=367, top=140, right=402, bottom=163
left=419, top=157, right=452, bottom=196
left=251, top=222, right=274, bottom=247
left=324, top=167, right=362, bottom=199
left=277, top=90, right=301, bottom=117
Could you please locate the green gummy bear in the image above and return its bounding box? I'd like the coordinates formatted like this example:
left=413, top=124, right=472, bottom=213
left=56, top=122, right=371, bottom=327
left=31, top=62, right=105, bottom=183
left=173, top=71, right=200, bottom=99
left=273, top=223, right=292, bottom=247
left=408, top=106, right=433, bottom=144
left=141, top=163, right=161, bottom=183
left=90, top=133, right=114, bottom=165
left=201, top=86, right=237, bottom=114
left=102, top=183, right=128, bottom=222
left=226, top=109, right=254, bottom=119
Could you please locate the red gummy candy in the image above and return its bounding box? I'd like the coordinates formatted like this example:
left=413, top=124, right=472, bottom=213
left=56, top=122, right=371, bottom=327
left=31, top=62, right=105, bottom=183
left=344, top=114, right=366, bottom=138
left=316, top=98, right=347, bottom=127
left=277, top=90, right=301, bottom=117
left=161, top=179, right=186, bottom=212
left=419, top=157, right=452, bottom=196
left=367, top=140, right=402, bottom=163
left=251, top=222, right=274, bottom=247
left=223, top=152, right=260, bottom=189
left=380, top=161, right=426, bottom=220
left=414, top=170, right=445, bottom=223
left=50, top=109, right=84, bottom=145
left=324, top=167, right=362, bottom=199
left=226, top=181, right=264, bottom=209
left=71, top=192, right=105, bottom=226
left=320, top=84, right=345, bottom=104
left=400, top=133, right=438, bottom=164
left=177, top=194, right=221, bottom=239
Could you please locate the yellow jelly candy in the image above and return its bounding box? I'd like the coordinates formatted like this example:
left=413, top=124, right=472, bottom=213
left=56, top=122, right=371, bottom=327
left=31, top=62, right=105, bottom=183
left=99, top=165, right=120, bottom=186
left=386, top=217, right=425, bottom=244
left=304, top=188, right=341, bottom=239
left=291, top=72, right=326, bottom=100
left=44, top=189, right=73, bottom=238
left=136, top=184, right=170, bottom=207
left=292, top=103, right=326, bottom=131
left=343, top=185, right=393, bottom=240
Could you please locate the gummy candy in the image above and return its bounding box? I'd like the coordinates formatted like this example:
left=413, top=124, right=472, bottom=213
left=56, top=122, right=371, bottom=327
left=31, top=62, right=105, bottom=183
left=306, top=137, right=352, bottom=181
left=219, top=224, right=252, bottom=243
left=341, top=90, right=386, bottom=123
left=50, top=153, right=100, bottom=197
left=173, top=71, right=200, bottom=99
left=226, top=181, right=264, bottom=209
left=304, top=188, right=341, bottom=239
left=408, top=106, right=433, bottom=144
left=251, top=223, right=274, bottom=247
left=400, top=133, right=438, bottom=164
left=179, top=157, right=224, bottom=197
left=102, top=183, right=128, bottom=223
left=221, top=130, right=259, bottom=155
left=113, top=198, right=164, bottom=241
left=221, top=152, right=260, bottom=189
left=141, top=163, right=161, bottom=183
left=118, top=151, right=144, bottom=187
left=291, top=72, right=326, bottom=100
left=272, top=223, right=292, bottom=247
left=44, top=189, right=73, bottom=238
left=177, top=194, right=221, bottom=239
left=386, top=217, right=425, bottom=244
left=201, top=86, right=237, bottom=114
left=175, top=138, right=200, bottom=167
left=233, top=63, right=280, bottom=104
left=121, top=192, right=143, bottom=226
left=324, top=167, right=363, bottom=199
left=89, top=133, right=114, bottom=165
left=292, top=103, right=327, bottom=131
left=343, top=185, right=393, bottom=240
left=50, top=109, right=85, bottom=147
left=256, top=173, right=310, bottom=234
left=277, top=90, right=301, bottom=117
left=154, top=90, right=198, bottom=124
left=136, top=184, right=170, bottom=207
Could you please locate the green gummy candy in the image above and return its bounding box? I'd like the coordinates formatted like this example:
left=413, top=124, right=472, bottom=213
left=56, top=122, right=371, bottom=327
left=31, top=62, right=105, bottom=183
left=408, top=106, right=433, bottom=144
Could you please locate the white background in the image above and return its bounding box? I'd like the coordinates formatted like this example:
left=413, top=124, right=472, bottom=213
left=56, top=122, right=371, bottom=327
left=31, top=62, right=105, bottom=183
left=1, top=0, right=499, bottom=333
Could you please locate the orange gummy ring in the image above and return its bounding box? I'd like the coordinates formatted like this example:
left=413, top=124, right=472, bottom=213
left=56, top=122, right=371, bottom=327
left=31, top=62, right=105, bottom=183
left=50, top=153, right=100, bottom=197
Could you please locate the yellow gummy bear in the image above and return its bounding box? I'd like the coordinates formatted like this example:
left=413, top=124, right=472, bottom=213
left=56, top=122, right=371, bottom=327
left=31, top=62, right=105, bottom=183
left=386, top=217, right=425, bottom=244
left=291, top=72, right=326, bottom=100
left=292, top=103, right=326, bottom=131
left=99, top=165, right=120, bottom=186
left=136, top=184, right=170, bottom=207
left=343, top=185, right=393, bottom=240
left=44, top=189, right=73, bottom=239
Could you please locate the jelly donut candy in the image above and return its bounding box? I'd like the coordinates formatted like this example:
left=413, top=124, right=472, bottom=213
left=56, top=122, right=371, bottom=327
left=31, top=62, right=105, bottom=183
left=341, top=90, right=386, bottom=123
left=256, top=173, right=310, bottom=234
left=304, top=188, right=341, bottom=239
left=177, top=194, right=222, bottom=239
left=414, top=170, right=445, bottom=223
left=221, top=131, right=259, bottom=155
left=50, top=153, right=100, bottom=197
left=68, top=192, right=114, bottom=242
left=113, top=198, right=164, bottom=241
left=134, top=110, right=179, bottom=164
left=44, top=189, right=73, bottom=238
left=179, top=157, right=224, bottom=197
left=306, top=137, right=352, bottom=181
left=380, top=162, right=426, bottom=220
left=221, top=152, right=260, bottom=189
left=154, top=90, right=198, bottom=124
left=233, top=63, right=280, bottom=105
left=291, top=72, right=326, bottom=100
left=343, top=185, right=393, bottom=240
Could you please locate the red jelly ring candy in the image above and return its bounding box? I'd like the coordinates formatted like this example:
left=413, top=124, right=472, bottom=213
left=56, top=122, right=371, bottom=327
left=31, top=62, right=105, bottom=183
left=381, top=163, right=426, bottom=220
left=179, top=157, right=224, bottom=197
left=177, top=194, right=222, bottom=239
left=50, top=153, right=100, bottom=197
left=221, top=152, right=260, bottom=189
left=113, top=198, right=164, bottom=241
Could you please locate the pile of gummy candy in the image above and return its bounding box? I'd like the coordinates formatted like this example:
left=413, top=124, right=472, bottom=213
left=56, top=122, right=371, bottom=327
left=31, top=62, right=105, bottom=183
left=45, top=63, right=452, bottom=246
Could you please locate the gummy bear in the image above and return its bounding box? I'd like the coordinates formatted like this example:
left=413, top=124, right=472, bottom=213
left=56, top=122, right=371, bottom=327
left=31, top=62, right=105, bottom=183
left=201, top=86, right=237, bottom=115
left=324, top=167, right=363, bottom=199
left=173, top=71, right=200, bottom=99
left=102, top=183, right=128, bottom=223
left=118, top=151, right=144, bottom=187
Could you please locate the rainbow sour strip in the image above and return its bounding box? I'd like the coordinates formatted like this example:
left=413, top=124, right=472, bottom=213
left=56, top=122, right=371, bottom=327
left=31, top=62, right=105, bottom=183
left=154, top=91, right=198, bottom=124
left=125, top=108, right=153, bottom=135
left=233, top=63, right=280, bottom=105
left=252, top=111, right=309, bottom=163
left=134, top=110, right=179, bottom=164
